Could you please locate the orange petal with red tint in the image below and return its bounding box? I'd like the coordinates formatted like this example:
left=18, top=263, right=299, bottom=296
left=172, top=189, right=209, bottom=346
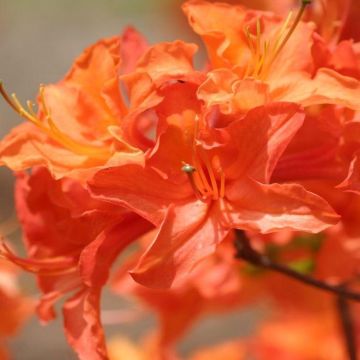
left=226, top=177, right=339, bottom=233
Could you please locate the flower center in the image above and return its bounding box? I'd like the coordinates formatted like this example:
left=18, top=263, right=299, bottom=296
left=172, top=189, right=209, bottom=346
left=182, top=153, right=225, bottom=202
left=181, top=117, right=225, bottom=202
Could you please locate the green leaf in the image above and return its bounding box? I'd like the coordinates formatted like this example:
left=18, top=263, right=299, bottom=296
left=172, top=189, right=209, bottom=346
left=287, top=258, right=315, bottom=275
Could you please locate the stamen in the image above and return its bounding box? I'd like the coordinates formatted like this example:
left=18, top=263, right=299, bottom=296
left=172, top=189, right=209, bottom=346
left=0, top=81, right=21, bottom=113
left=253, top=41, right=268, bottom=77
left=244, top=26, right=256, bottom=55
left=0, top=82, right=111, bottom=160
left=243, top=26, right=257, bottom=78
left=269, top=0, right=311, bottom=63
left=212, top=155, right=226, bottom=199
left=271, top=11, right=293, bottom=56
left=192, top=116, right=213, bottom=196
left=220, top=171, right=225, bottom=199
left=0, top=242, right=77, bottom=276
left=182, top=153, right=226, bottom=202
left=242, top=0, right=311, bottom=80
left=183, top=114, right=226, bottom=201
left=11, top=93, right=45, bottom=128
left=181, top=163, right=206, bottom=201
left=193, top=156, right=213, bottom=195
left=199, top=148, right=219, bottom=200
left=254, top=19, right=261, bottom=68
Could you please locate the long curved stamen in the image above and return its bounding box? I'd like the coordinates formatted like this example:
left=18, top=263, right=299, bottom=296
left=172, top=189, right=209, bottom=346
left=269, top=0, right=311, bottom=64
left=192, top=116, right=214, bottom=196
left=199, top=148, right=219, bottom=200
left=182, top=154, right=225, bottom=202
left=193, top=156, right=213, bottom=195
left=213, top=154, right=226, bottom=199
left=220, top=171, right=225, bottom=198
left=271, top=12, right=293, bottom=50
left=243, top=0, right=311, bottom=80
left=0, top=82, right=111, bottom=160
left=0, top=242, right=77, bottom=276
left=0, top=81, right=21, bottom=113
left=182, top=115, right=226, bottom=201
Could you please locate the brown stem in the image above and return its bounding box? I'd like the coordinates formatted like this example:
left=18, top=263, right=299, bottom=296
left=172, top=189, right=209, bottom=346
left=234, top=230, right=360, bottom=302
left=337, top=291, right=357, bottom=360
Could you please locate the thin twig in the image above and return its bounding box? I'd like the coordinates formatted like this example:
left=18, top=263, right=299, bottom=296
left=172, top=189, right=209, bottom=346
left=337, top=290, right=357, bottom=360
left=234, top=230, right=360, bottom=302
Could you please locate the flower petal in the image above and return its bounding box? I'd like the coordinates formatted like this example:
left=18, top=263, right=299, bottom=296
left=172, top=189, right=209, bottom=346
left=198, top=69, right=269, bottom=114
left=182, top=0, right=248, bottom=68
left=79, top=215, right=153, bottom=288
left=226, top=178, right=339, bottom=233
left=89, top=164, right=191, bottom=225
left=222, top=103, right=304, bottom=183
left=119, top=27, right=148, bottom=75
left=63, top=288, right=107, bottom=360
left=337, top=152, right=360, bottom=194
left=130, top=200, right=228, bottom=289
left=276, top=68, right=360, bottom=110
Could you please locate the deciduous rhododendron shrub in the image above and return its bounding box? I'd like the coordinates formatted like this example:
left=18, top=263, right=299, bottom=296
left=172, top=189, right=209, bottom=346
left=2, top=0, right=360, bottom=359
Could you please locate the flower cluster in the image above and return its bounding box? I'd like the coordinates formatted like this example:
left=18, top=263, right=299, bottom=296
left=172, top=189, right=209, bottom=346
left=1, top=0, right=360, bottom=359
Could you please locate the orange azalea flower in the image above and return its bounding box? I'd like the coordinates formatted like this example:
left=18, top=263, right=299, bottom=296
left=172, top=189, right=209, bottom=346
left=1, top=168, right=152, bottom=360
left=0, top=28, right=148, bottom=180
left=183, top=0, right=360, bottom=115
left=2, top=0, right=360, bottom=358
left=90, top=102, right=338, bottom=289
left=0, top=32, right=206, bottom=183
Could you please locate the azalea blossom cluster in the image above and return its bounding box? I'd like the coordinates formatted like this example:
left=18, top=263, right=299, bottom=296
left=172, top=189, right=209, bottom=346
left=1, top=0, right=360, bottom=359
